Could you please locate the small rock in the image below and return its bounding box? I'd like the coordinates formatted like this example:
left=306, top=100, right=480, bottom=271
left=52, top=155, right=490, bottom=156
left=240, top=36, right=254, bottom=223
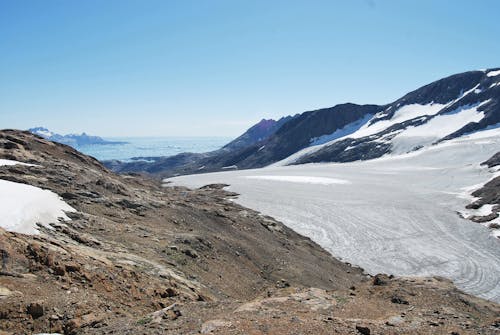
left=53, top=265, right=66, bottom=276
left=201, top=319, right=231, bottom=333
left=386, top=315, right=404, bottom=326
left=372, top=275, right=386, bottom=286
left=276, top=279, right=290, bottom=288
left=65, top=262, right=80, bottom=273
left=27, top=302, right=44, bottom=319
left=64, top=318, right=82, bottom=334
left=182, top=248, right=198, bottom=258
left=151, top=303, right=182, bottom=323
left=0, top=286, right=12, bottom=297
left=157, top=287, right=177, bottom=298
left=356, top=325, right=370, bottom=335
left=391, top=295, right=409, bottom=305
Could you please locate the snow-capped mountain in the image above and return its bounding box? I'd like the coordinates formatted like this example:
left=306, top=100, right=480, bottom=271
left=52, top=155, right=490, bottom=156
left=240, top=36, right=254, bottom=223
left=29, top=127, right=127, bottom=147
left=284, top=68, right=500, bottom=165
left=30, top=127, right=55, bottom=138
left=105, top=68, right=500, bottom=176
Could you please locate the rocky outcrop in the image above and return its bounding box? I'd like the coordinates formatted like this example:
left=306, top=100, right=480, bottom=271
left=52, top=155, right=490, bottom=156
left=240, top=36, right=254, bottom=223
left=465, top=151, right=500, bottom=235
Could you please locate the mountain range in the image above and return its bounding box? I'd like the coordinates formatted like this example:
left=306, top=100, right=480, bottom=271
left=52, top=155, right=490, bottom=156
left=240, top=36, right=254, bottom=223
left=29, top=127, right=127, bottom=147
left=104, top=68, right=500, bottom=177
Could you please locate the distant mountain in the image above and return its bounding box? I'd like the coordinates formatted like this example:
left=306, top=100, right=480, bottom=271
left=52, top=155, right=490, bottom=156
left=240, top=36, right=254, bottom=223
left=29, top=127, right=127, bottom=147
left=222, top=117, right=294, bottom=151
left=103, top=116, right=292, bottom=175
left=105, top=68, right=500, bottom=177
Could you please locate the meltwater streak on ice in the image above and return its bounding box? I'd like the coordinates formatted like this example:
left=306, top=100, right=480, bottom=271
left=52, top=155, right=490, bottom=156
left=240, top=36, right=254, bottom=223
left=167, top=129, right=500, bottom=302
left=75, top=137, right=232, bottom=161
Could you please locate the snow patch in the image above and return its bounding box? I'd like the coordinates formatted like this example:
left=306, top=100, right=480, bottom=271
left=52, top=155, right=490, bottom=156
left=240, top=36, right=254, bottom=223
left=353, top=103, right=446, bottom=139
left=391, top=102, right=486, bottom=154
left=486, top=69, right=500, bottom=77
left=0, top=180, right=75, bottom=235
left=0, top=159, right=35, bottom=167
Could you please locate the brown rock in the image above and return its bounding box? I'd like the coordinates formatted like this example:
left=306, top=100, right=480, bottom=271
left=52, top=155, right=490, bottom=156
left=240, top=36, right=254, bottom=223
left=27, top=302, right=44, bottom=319
left=64, top=318, right=82, bottom=335
left=65, top=262, right=81, bottom=273
left=372, top=275, right=386, bottom=286
left=53, top=265, right=66, bottom=276
left=356, top=325, right=370, bottom=335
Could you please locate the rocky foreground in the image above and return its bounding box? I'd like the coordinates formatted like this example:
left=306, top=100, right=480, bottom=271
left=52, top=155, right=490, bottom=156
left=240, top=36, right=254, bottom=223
left=0, top=130, right=498, bottom=334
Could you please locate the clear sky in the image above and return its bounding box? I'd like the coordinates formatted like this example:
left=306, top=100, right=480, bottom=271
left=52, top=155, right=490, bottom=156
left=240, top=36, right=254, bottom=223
left=1, top=0, right=499, bottom=137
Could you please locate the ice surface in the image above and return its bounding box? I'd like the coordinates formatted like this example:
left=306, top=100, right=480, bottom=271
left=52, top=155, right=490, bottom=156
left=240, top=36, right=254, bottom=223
left=244, top=175, right=350, bottom=185
left=0, top=180, right=75, bottom=235
left=167, top=129, right=500, bottom=302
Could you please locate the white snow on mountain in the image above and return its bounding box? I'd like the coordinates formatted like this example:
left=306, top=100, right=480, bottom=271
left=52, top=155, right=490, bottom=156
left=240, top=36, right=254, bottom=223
left=0, top=159, right=36, bottom=167
left=30, top=127, right=54, bottom=138
left=273, top=82, right=491, bottom=166
left=0, top=160, right=75, bottom=235
left=486, top=69, right=500, bottom=77
left=355, top=103, right=446, bottom=139
left=390, top=101, right=488, bottom=154
left=167, top=127, right=500, bottom=302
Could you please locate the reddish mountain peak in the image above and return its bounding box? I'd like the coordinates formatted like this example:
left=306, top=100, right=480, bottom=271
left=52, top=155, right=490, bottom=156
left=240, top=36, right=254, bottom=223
left=255, top=118, right=277, bottom=130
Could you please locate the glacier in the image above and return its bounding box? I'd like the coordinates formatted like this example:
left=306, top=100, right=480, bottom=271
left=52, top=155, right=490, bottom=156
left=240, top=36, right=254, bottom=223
left=167, top=128, right=500, bottom=302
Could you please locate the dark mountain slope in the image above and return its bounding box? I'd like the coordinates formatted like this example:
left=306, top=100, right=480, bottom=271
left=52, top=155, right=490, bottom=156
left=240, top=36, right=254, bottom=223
left=214, top=103, right=382, bottom=169
left=223, top=116, right=293, bottom=151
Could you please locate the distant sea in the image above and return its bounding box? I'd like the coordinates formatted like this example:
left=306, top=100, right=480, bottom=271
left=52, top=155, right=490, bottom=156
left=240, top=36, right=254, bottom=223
left=76, top=137, right=232, bottom=161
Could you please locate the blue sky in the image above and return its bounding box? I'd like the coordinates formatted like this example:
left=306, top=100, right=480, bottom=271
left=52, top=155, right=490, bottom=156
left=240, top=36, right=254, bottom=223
left=1, top=0, right=499, bottom=137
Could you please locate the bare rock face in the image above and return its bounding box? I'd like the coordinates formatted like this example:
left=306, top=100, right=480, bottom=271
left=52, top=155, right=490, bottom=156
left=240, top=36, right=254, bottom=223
left=482, top=151, right=500, bottom=168
left=466, top=151, right=500, bottom=236
left=0, top=130, right=499, bottom=334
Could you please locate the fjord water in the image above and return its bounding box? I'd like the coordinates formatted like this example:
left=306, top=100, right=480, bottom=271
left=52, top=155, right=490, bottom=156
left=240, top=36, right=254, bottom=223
left=75, top=136, right=232, bottom=161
